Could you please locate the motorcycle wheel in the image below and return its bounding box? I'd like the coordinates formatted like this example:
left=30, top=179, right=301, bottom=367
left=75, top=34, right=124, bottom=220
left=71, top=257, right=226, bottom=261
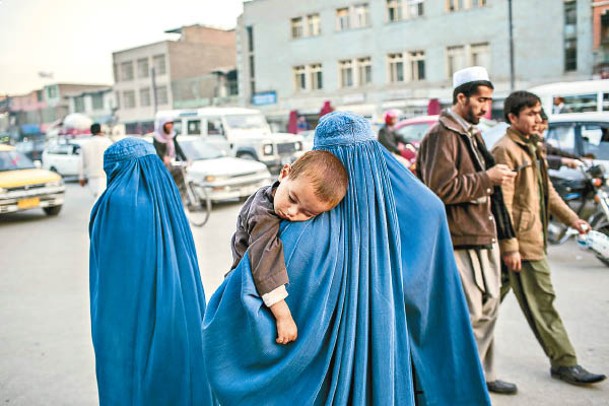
left=593, top=225, right=609, bottom=267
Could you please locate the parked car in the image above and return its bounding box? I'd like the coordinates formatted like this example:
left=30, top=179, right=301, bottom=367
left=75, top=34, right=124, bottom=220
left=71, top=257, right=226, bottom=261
left=0, top=144, right=65, bottom=215
left=15, top=137, right=46, bottom=162
left=169, top=136, right=273, bottom=203
left=42, top=137, right=92, bottom=178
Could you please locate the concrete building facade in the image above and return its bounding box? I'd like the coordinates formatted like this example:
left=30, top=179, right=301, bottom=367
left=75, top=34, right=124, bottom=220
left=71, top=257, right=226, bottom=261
left=112, top=24, right=237, bottom=134
left=237, top=0, right=597, bottom=126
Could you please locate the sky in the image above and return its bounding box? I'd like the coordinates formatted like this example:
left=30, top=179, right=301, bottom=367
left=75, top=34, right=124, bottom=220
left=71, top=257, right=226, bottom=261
left=0, top=0, right=244, bottom=95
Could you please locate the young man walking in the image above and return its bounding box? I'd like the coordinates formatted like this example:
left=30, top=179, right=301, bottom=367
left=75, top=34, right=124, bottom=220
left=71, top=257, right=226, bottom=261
left=492, top=90, right=606, bottom=386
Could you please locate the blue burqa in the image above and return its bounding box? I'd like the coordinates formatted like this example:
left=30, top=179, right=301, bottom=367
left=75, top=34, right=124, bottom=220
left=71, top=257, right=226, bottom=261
left=202, top=112, right=490, bottom=405
left=89, top=138, right=214, bottom=405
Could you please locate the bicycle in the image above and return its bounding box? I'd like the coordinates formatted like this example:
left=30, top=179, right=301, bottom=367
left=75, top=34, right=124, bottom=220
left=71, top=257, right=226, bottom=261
left=171, top=161, right=212, bottom=227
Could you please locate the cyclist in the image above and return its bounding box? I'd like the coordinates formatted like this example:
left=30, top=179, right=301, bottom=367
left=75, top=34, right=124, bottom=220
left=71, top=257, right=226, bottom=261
left=152, top=117, right=188, bottom=202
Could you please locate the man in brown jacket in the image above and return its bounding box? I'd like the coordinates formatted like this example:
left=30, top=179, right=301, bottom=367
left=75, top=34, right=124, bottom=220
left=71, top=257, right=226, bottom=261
left=492, top=90, right=606, bottom=386
left=417, top=66, right=518, bottom=395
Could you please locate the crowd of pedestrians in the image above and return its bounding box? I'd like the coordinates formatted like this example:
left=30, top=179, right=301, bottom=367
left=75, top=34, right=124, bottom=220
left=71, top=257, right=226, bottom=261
left=84, top=66, right=605, bottom=405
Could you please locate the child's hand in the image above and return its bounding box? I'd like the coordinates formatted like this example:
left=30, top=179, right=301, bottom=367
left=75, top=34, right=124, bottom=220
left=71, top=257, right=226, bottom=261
left=270, top=300, right=298, bottom=345
left=276, top=315, right=298, bottom=345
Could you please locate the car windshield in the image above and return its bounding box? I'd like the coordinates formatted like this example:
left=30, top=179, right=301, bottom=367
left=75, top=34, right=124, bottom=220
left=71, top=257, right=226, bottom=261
left=0, top=150, right=36, bottom=171
left=224, top=114, right=268, bottom=130
left=395, top=122, right=434, bottom=143
left=180, top=139, right=225, bottom=160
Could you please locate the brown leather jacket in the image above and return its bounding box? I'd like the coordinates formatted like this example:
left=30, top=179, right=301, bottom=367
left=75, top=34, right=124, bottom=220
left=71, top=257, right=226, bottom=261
left=492, top=127, right=579, bottom=260
left=417, top=110, right=496, bottom=248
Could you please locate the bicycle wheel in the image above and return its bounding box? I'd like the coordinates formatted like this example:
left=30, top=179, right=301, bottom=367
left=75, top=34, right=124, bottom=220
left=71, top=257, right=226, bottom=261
left=184, top=183, right=211, bottom=227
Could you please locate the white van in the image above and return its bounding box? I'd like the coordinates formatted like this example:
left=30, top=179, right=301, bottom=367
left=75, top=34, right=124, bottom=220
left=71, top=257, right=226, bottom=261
left=528, top=79, right=609, bottom=115
left=156, top=107, right=304, bottom=172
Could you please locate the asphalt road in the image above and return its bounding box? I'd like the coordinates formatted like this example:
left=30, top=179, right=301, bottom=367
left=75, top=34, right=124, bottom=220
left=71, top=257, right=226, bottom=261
left=0, top=183, right=607, bottom=405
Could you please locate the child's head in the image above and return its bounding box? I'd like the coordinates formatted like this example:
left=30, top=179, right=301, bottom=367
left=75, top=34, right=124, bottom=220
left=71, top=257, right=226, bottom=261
left=274, top=150, right=348, bottom=222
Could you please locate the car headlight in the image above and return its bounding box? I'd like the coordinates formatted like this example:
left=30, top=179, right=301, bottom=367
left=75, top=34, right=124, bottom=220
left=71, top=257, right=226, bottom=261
left=294, top=141, right=302, bottom=151
left=0, top=187, right=7, bottom=195
left=263, top=144, right=274, bottom=155
left=45, top=180, right=63, bottom=187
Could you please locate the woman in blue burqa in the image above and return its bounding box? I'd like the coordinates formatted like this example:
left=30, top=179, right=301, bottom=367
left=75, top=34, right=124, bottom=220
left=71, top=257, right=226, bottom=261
left=202, top=112, right=491, bottom=405
left=89, top=138, right=214, bottom=405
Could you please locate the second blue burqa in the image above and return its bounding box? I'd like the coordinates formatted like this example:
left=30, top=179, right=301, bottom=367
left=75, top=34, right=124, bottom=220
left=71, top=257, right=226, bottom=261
left=202, top=112, right=490, bottom=405
left=89, top=138, right=214, bottom=405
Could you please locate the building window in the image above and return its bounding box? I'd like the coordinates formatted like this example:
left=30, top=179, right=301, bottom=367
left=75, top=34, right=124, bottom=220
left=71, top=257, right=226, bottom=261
left=121, top=62, right=134, bottom=81
left=388, top=53, right=405, bottom=83
left=294, top=66, right=306, bottom=91
left=310, top=64, right=323, bottom=90
left=471, top=42, right=490, bottom=68
left=293, top=64, right=323, bottom=92
left=446, top=0, right=485, bottom=12
left=123, top=90, right=136, bottom=109
left=564, top=0, right=577, bottom=71
left=358, top=57, right=372, bottom=85
left=47, top=86, right=58, bottom=99
left=408, top=51, right=425, bottom=81
left=387, top=0, right=402, bottom=21
left=307, top=14, right=321, bottom=36
left=140, top=88, right=151, bottom=107
left=92, top=93, right=104, bottom=110
left=153, top=54, right=166, bottom=76
left=336, top=8, right=350, bottom=31
left=339, top=60, right=354, bottom=88
left=447, top=45, right=466, bottom=77
left=387, top=0, right=424, bottom=22
left=113, top=63, right=119, bottom=82
left=246, top=25, right=254, bottom=52
left=291, top=17, right=304, bottom=38
left=156, top=86, right=168, bottom=105
left=74, top=96, right=85, bottom=113
left=137, top=58, right=149, bottom=78
left=353, top=4, right=370, bottom=28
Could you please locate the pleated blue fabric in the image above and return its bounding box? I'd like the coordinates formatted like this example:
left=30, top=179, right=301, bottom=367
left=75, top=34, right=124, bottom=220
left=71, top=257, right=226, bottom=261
left=202, top=112, right=489, bottom=405
left=89, top=138, right=214, bottom=405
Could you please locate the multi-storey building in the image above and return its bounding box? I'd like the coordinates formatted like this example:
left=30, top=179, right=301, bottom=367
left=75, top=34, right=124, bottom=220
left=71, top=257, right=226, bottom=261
left=112, top=24, right=237, bottom=134
left=592, top=1, right=609, bottom=77
left=8, top=83, right=108, bottom=137
left=237, top=0, right=597, bottom=126
left=66, top=88, right=116, bottom=127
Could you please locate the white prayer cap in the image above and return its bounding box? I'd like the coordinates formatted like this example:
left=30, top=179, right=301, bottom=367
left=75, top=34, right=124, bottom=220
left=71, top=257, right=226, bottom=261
left=453, top=66, right=491, bottom=88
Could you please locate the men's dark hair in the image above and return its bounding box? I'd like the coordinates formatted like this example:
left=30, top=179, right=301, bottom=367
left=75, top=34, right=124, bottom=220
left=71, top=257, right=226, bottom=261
left=452, top=80, right=494, bottom=104
left=503, top=91, right=541, bottom=122
left=540, top=107, right=548, bottom=121
left=90, top=123, right=101, bottom=135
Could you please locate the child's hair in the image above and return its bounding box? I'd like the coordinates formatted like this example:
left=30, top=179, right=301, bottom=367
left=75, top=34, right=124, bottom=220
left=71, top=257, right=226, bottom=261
left=288, top=150, right=349, bottom=208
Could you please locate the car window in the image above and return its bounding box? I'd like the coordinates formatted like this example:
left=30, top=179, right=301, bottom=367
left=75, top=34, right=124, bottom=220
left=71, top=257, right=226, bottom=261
left=581, top=123, right=609, bottom=160
left=207, top=118, right=225, bottom=136
left=0, top=150, right=35, bottom=171
left=546, top=123, right=576, bottom=155
left=180, top=139, right=225, bottom=160
left=47, top=144, right=73, bottom=155
left=187, top=119, right=201, bottom=135
left=395, top=123, right=433, bottom=143
left=562, top=94, right=598, bottom=113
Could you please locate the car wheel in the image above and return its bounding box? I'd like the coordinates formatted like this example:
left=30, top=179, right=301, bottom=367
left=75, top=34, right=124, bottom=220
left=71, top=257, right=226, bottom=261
left=43, top=205, right=62, bottom=216
left=237, top=153, right=256, bottom=160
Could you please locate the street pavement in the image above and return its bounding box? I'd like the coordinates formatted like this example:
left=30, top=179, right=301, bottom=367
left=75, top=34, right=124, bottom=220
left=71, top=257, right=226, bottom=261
left=0, top=183, right=607, bottom=405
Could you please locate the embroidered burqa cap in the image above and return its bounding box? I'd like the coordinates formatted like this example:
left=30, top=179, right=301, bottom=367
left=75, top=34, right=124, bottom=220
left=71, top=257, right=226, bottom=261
left=89, top=137, right=214, bottom=405
left=202, top=112, right=489, bottom=405
left=453, top=66, right=491, bottom=88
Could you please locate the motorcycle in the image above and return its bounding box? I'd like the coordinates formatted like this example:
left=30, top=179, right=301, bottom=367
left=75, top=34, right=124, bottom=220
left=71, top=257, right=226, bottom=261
left=548, top=162, right=609, bottom=266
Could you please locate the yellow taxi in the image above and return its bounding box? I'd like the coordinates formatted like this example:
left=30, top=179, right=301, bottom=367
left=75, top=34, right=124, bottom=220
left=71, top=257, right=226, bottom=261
left=0, top=144, right=65, bottom=215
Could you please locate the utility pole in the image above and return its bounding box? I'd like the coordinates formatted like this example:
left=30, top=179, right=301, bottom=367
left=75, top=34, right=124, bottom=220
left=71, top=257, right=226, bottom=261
left=508, top=0, right=515, bottom=91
